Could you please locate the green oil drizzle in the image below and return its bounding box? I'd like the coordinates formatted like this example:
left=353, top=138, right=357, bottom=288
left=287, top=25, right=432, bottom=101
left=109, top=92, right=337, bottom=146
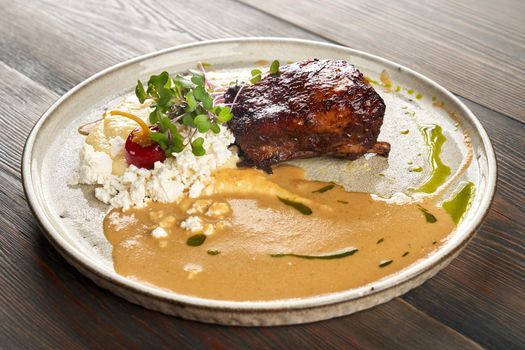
left=419, top=206, right=437, bottom=223
left=277, top=196, right=312, bottom=215
left=312, top=184, right=335, bottom=193
left=271, top=247, right=358, bottom=260
left=442, top=181, right=475, bottom=224
left=187, top=234, right=207, bottom=247
left=416, top=124, right=451, bottom=193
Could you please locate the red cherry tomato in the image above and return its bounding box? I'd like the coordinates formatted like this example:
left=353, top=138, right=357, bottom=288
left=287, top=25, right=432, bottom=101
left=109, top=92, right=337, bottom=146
left=124, top=128, right=166, bottom=169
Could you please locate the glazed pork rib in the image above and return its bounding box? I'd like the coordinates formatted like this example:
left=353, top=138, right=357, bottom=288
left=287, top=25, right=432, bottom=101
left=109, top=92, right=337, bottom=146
left=224, top=59, right=390, bottom=172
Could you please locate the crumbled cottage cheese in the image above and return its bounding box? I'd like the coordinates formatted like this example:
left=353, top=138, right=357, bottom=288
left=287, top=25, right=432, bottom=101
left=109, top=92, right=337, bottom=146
left=180, top=216, right=204, bottom=233
left=151, top=226, right=168, bottom=239
left=70, top=95, right=237, bottom=210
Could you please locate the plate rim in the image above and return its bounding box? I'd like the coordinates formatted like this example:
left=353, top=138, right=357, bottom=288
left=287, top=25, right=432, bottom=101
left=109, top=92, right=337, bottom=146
left=22, top=37, right=497, bottom=312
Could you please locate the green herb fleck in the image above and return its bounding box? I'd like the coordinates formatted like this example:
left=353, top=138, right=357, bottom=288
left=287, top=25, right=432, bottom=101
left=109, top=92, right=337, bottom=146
left=277, top=196, right=312, bottom=215
left=416, top=93, right=423, bottom=99
left=312, top=184, right=335, bottom=193
left=377, top=238, right=384, bottom=244
left=270, top=247, right=358, bottom=260
left=409, top=166, right=423, bottom=172
left=379, top=259, right=393, bottom=267
left=402, top=251, right=410, bottom=257
left=187, top=234, right=207, bottom=247
left=419, top=206, right=437, bottom=223
left=207, top=249, right=220, bottom=256
left=407, top=89, right=414, bottom=94
left=250, top=69, right=262, bottom=84
left=395, top=85, right=401, bottom=92
left=337, top=200, right=349, bottom=204
left=400, top=129, right=409, bottom=135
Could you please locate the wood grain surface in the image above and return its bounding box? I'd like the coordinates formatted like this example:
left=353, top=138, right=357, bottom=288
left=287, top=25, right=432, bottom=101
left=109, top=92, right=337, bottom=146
left=0, top=0, right=524, bottom=349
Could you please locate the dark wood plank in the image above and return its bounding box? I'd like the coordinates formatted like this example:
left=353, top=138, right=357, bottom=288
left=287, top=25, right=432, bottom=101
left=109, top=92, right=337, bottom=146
left=0, top=0, right=321, bottom=95
left=238, top=0, right=525, bottom=122
left=0, top=59, right=482, bottom=350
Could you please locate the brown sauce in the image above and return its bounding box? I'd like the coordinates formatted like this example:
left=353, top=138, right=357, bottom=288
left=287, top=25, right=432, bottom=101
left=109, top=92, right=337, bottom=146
left=104, top=166, right=454, bottom=301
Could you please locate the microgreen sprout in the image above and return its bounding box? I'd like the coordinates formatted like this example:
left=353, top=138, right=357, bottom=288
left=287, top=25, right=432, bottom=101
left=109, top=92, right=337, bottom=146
left=135, top=60, right=280, bottom=157
left=250, top=59, right=280, bottom=84
left=135, top=69, right=233, bottom=156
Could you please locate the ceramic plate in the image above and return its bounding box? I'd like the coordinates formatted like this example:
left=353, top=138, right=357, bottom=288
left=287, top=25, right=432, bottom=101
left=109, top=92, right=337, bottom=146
left=23, top=38, right=496, bottom=326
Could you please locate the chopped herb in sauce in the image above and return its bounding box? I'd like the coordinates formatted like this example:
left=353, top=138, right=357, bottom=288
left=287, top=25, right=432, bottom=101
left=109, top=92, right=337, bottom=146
left=277, top=196, right=312, bottom=215
left=376, top=238, right=384, bottom=244
left=270, top=247, right=358, bottom=260
left=337, top=200, right=349, bottom=204
left=312, top=184, right=335, bottom=193
left=402, top=251, right=410, bottom=257
left=379, top=259, right=393, bottom=267
left=207, top=249, right=220, bottom=256
left=187, top=234, right=207, bottom=247
left=419, top=206, right=437, bottom=223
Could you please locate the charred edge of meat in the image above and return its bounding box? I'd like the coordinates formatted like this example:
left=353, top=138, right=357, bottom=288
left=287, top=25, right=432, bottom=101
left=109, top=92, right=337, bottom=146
left=224, top=59, right=389, bottom=173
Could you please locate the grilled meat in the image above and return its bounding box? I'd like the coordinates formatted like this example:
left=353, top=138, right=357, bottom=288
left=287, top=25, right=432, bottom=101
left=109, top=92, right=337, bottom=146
left=224, top=59, right=389, bottom=172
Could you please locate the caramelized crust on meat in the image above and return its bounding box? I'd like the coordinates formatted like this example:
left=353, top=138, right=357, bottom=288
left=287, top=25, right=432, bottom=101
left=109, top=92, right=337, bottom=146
left=225, top=59, right=390, bottom=172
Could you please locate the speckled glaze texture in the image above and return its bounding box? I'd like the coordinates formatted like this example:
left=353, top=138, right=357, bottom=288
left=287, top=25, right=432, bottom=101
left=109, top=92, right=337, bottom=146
left=23, top=38, right=496, bottom=326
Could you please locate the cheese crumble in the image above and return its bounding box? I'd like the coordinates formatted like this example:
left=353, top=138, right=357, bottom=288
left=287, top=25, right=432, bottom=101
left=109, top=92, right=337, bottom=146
left=70, top=96, right=237, bottom=210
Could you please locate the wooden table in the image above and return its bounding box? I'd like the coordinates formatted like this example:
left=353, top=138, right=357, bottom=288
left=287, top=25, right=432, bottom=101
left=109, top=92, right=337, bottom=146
left=1, top=1, right=523, bottom=348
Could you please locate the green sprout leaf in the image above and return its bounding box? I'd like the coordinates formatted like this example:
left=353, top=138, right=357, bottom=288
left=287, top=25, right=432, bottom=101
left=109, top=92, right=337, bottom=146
left=269, top=60, right=280, bottom=75
left=210, top=123, right=220, bottom=134
left=202, top=95, right=214, bottom=110
left=185, top=91, right=197, bottom=112
left=135, top=80, right=146, bottom=103
left=194, top=114, right=211, bottom=133
left=191, top=137, right=206, bottom=156
left=217, top=106, right=233, bottom=123
left=157, top=87, right=173, bottom=106
left=174, top=75, right=192, bottom=89
left=148, top=131, right=168, bottom=149
left=250, top=69, right=262, bottom=84
left=191, top=72, right=205, bottom=86
left=193, top=85, right=207, bottom=101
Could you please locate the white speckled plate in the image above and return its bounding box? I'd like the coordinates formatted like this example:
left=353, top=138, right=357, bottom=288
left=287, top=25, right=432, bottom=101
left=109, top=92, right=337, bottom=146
left=23, top=38, right=496, bottom=326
